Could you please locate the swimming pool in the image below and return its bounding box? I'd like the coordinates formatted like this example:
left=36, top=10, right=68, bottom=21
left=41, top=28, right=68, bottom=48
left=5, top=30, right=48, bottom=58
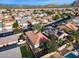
left=64, top=51, right=79, bottom=58
left=0, top=43, right=18, bottom=52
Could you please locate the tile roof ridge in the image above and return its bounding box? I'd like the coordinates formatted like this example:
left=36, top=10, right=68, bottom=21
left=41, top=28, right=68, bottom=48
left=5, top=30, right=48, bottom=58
left=34, top=32, right=41, bottom=45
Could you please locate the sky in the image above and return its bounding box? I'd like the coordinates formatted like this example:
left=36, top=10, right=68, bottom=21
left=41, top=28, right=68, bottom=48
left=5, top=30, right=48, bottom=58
left=0, top=0, right=76, bottom=5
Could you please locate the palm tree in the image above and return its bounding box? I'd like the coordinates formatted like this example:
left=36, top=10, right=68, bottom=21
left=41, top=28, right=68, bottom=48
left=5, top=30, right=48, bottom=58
left=33, top=23, right=43, bottom=32
left=54, top=11, right=62, bottom=20
left=54, top=15, right=61, bottom=20
left=60, top=13, right=68, bottom=18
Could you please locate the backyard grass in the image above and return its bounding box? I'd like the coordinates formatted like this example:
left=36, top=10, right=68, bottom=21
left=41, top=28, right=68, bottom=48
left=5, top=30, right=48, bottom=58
left=20, top=46, right=33, bottom=58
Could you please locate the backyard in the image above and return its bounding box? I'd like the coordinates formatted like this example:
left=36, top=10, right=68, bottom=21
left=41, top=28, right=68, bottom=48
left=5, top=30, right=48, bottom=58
left=20, top=44, right=34, bottom=58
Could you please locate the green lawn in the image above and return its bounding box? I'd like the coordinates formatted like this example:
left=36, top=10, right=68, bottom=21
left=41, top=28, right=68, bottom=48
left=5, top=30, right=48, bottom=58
left=20, top=46, right=33, bottom=58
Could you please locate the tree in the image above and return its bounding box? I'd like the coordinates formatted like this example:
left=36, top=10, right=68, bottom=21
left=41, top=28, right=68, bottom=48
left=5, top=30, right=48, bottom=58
left=53, top=11, right=62, bottom=20
left=54, top=14, right=61, bottom=20
left=70, top=31, right=79, bottom=43
left=12, top=21, right=20, bottom=34
left=45, top=10, right=54, bottom=15
left=48, top=34, right=57, bottom=41
left=45, top=34, right=59, bottom=52
left=60, top=13, right=68, bottom=18
left=66, top=30, right=79, bottom=48
left=56, top=39, right=66, bottom=47
left=33, top=10, right=37, bottom=14
left=33, top=23, right=43, bottom=32
left=40, top=9, right=45, bottom=13
left=45, top=40, right=58, bottom=52
left=74, top=12, right=79, bottom=16
left=13, top=21, right=19, bottom=29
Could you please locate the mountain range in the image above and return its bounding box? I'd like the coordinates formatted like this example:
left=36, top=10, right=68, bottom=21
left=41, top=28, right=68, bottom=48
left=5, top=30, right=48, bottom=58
left=0, top=1, right=78, bottom=8
left=71, top=0, right=79, bottom=6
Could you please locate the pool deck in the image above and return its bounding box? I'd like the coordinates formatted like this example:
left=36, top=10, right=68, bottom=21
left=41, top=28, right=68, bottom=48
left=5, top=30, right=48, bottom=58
left=41, top=51, right=64, bottom=58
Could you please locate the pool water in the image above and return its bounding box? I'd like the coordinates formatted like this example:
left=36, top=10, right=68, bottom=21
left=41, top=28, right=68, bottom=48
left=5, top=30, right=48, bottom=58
left=0, top=44, right=18, bottom=52
left=64, top=53, right=79, bottom=58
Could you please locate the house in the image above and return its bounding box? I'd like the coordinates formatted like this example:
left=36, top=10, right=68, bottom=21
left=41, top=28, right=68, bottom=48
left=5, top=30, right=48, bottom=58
left=24, top=31, right=49, bottom=49
left=65, top=23, right=78, bottom=31
left=15, top=16, right=22, bottom=20
left=27, top=19, right=39, bottom=25
left=42, top=19, right=49, bottom=24
left=57, top=22, right=78, bottom=32
left=0, top=22, right=2, bottom=31
left=46, top=15, right=53, bottom=22
left=25, top=10, right=33, bottom=15
left=72, top=16, right=79, bottom=26
left=0, top=19, right=2, bottom=23
left=0, top=35, right=18, bottom=47
left=0, top=14, right=3, bottom=22
left=18, top=12, right=26, bottom=17
left=3, top=19, right=14, bottom=32
left=56, top=31, right=68, bottom=39
left=43, top=25, right=68, bottom=40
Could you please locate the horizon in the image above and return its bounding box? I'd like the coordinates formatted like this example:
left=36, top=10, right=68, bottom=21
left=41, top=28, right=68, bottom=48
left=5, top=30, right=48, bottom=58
left=0, top=0, right=76, bottom=6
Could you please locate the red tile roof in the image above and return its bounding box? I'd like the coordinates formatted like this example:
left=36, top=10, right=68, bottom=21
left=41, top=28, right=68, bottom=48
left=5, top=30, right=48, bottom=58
left=25, top=31, right=49, bottom=46
left=0, top=35, right=18, bottom=46
left=27, top=19, right=35, bottom=24
left=58, top=23, right=78, bottom=31
left=65, top=23, right=78, bottom=31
